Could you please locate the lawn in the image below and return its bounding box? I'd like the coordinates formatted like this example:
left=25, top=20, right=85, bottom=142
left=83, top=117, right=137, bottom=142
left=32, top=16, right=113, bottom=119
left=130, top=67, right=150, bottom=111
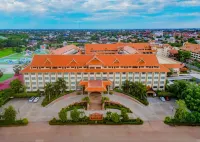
left=0, top=48, right=14, bottom=58
left=0, top=74, right=14, bottom=82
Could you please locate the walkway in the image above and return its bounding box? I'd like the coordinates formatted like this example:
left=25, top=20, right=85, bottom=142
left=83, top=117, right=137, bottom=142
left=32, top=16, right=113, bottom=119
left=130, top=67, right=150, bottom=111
left=89, top=93, right=102, bottom=110
left=1, top=121, right=200, bottom=142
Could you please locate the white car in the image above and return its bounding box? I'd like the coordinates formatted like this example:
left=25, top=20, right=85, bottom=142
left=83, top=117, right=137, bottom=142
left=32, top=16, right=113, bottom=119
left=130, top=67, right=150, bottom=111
left=29, top=97, right=35, bottom=102
left=33, top=97, right=40, bottom=103
left=160, top=97, right=166, bottom=102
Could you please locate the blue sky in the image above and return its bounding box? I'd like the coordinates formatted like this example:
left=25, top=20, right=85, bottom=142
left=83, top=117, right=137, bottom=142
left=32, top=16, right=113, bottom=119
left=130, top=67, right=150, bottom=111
left=0, top=0, right=200, bottom=29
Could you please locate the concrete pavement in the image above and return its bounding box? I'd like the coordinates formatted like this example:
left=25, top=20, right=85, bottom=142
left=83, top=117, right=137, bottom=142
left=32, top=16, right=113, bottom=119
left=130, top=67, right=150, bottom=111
left=0, top=121, right=200, bottom=142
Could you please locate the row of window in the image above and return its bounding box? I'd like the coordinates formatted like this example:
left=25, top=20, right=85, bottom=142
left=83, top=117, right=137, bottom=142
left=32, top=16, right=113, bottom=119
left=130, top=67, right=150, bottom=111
left=25, top=72, right=166, bottom=76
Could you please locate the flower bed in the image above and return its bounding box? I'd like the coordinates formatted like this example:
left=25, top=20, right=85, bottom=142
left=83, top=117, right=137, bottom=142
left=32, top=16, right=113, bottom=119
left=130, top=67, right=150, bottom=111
left=104, top=101, right=132, bottom=113
left=65, top=102, right=87, bottom=111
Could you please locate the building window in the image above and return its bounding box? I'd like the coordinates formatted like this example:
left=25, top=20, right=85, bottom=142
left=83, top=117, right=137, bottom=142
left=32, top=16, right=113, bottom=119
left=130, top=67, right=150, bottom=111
left=115, top=77, right=120, bottom=79
left=51, top=77, right=56, bottom=80
left=58, top=73, right=62, bottom=75
left=160, top=81, right=165, bottom=84
left=32, top=77, right=36, bottom=80
left=141, top=77, right=145, bottom=79
left=71, top=82, right=75, bottom=85
left=122, top=77, right=126, bottom=80
left=45, top=73, right=48, bottom=75
left=25, top=77, right=29, bottom=80
left=32, top=82, right=36, bottom=85
left=148, top=77, right=152, bottom=79
left=160, top=86, right=164, bottom=89
left=38, top=73, right=42, bottom=75
left=161, top=77, right=165, bottom=79
left=39, top=82, right=43, bottom=85
left=25, top=82, right=29, bottom=85
left=25, top=73, right=28, bottom=75
left=45, top=77, right=49, bottom=80
left=51, top=73, right=55, bottom=75
left=31, top=73, right=35, bottom=75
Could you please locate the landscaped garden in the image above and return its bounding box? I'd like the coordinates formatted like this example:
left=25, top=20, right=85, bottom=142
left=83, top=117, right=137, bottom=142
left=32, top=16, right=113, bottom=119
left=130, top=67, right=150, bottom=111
left=0, top=105, right=28, bottom=127
left=102, top=97, right=132, bottom=113
left=164, top=80, right=200, bottom=126
left=49, top=106, right=143, bottom=125
left=114, top=80, right=149, bottom=106
left=0, top=79, right=40, bottom=107
left=41, top=78, right=74, bottom=106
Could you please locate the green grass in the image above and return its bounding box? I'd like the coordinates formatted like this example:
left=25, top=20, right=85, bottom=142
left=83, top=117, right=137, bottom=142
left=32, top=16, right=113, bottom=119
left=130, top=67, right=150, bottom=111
left=0, top=74, right=14, bottom=82
left=0, top=48, right=14, bottom=58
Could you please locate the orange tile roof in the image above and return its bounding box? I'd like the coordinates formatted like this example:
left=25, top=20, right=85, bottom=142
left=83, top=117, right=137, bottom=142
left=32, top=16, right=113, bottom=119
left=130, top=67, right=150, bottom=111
left=85, top=43, right=153, bottom=54
left=25, top=54, right=161, bottom=67
left=79, top=80, right=112, bottom=92
left=50, top=45, right=79, bottom=55
left=181, top=43, right=200, bottom=53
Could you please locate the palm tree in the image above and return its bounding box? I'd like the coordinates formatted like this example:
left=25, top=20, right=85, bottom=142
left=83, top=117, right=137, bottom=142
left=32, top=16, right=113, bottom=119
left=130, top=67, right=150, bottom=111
left=44, top=82, right=53, bottom=101
left=57, top=78, right=67, bottom=94
left=121, top=80, right=130, bottom=93
left=53, top=81, right=60, bottom=97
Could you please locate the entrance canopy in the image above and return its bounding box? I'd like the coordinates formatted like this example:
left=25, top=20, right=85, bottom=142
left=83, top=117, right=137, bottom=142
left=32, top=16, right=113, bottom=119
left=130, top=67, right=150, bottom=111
left=79, top=80, right=112, bottom=92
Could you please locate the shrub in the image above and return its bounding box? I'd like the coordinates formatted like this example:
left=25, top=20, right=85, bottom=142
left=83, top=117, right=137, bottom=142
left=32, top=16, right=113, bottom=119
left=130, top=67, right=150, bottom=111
left=12, top=92, right=38, bottom=98
left=101, top=97, right=110, bottom=103
left=59, top=108, right=67, bottom=122
left=157, top=91, right=175, bottom=97
left=76, top=92, right=81, bottom=95
left=82, top=97, right=90, bottom=104
left=109, top=91, right=113, bottom=95
left=105, top=111, right=112, bottom=121
left=111, top=113, right=120, bottom=123
left=103, top=91, right=108, bottom=94
left=164, top=116, right=172, bottom=124
left=3, top=106, right=17, bottom=122
left=22, top=118, right=29, bottom=125
left=121, top=108, right=129, bottom=121
left=70, top=108, right=82, bottom=122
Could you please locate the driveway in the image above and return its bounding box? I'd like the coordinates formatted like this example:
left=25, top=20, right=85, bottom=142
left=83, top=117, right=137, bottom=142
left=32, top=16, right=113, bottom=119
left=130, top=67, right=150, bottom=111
left=1, top=94, right=85, bottom=122
left=1, top=93, right=176, bottom=122
left=106, top=94, right=175, bottom=121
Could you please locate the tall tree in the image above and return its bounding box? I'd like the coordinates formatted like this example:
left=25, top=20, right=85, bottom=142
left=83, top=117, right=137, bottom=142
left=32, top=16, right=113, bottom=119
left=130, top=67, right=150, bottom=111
left=13, top=65, right=22, bottom=75
left=0, top=69, right=3, bottom=78
left=9, top=79, right=23, bottom=93
left=44, top=82, right=53, bottom=101
left=57, top=78, right=67, bottom=94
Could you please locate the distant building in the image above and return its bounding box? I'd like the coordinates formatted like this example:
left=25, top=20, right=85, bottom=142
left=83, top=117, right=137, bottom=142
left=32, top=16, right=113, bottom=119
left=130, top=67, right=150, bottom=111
left=50, top=45, right=80, bottom=55
left=181, top=42, right=200, bottom=60
left=167, top=37, right=175, bottom=43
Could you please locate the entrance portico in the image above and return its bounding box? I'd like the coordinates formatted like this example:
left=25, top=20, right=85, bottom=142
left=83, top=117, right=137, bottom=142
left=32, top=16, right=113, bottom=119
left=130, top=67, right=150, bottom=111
left=79, top=80, right=112, bottom=96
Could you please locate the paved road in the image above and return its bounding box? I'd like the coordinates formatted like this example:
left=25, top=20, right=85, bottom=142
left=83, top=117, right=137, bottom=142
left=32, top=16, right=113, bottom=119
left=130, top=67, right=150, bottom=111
left=0, top=121, right=200, bottom=142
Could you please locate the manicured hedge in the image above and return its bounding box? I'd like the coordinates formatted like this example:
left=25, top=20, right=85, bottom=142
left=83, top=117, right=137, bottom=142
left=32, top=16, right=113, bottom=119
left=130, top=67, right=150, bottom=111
left=104, top=102, right=132, bottom=113
left=12, top=92, right=39, bottom=98
left=0, top=118, right=29, bottom=127
left=157, top=91, right=175, bottom=97
left=65, top=102, right=87, bottom=111
left=49, top=117, right=143, bottom=125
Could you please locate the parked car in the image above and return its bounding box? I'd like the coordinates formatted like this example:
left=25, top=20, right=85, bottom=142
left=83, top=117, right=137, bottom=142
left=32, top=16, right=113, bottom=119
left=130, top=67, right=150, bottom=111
left=29, top=97, right=35, bottom=102
left=33, top=97, right=40, bottom=103
left=165, top=96, right=170, bottom=101
left=160, top=97, right=166, bottom=102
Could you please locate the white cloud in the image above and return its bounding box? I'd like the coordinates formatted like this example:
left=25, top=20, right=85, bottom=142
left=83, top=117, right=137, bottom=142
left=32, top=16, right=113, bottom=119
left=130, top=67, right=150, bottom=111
left=0, top=0, right=199, bottom=21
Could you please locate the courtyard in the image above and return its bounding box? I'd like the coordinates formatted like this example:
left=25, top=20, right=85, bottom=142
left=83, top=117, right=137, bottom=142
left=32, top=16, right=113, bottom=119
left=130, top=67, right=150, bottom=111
left=1, top=92, right=175, bottom=122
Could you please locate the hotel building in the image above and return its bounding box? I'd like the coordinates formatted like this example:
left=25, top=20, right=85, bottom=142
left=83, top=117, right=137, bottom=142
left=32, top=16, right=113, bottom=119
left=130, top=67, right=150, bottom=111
left=21, top=43, right=182, bottom=93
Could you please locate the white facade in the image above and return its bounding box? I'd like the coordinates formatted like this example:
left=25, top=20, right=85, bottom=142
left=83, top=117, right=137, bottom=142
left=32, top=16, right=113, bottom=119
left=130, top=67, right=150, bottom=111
left=24, top=72, right=167, bottom=92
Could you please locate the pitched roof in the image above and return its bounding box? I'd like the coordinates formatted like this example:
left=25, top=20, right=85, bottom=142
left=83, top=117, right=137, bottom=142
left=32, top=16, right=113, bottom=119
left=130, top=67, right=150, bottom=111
left=28, top=54, right=161, bottom=67
left=50, top=45, right=79, bottom=55
left=79, top=80, right=112, bottom=92
left=181, top=43, right=200, bottom=53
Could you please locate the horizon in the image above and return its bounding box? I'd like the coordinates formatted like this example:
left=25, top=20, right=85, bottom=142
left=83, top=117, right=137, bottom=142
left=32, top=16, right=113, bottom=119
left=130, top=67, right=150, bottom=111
left=0, top=0, right=200, bottom=29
